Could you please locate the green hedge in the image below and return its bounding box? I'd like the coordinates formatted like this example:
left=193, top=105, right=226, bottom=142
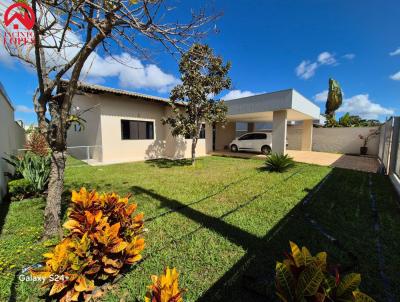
left=8, top=178, right=33, bottom=201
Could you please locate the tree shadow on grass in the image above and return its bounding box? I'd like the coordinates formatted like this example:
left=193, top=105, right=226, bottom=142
left=145, top=158, right=192, bottom=168
left=198, top=168, right=395, bottom=302
left=130, top=168, right=390, bottom=301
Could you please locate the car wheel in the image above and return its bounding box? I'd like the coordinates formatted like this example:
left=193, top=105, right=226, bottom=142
left=230, top=144, right=238, bottom=152
left=261, top=145, right=271, bottom=155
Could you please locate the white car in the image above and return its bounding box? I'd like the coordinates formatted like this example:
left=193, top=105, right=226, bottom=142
left=229, top=132, right=282, bottom=154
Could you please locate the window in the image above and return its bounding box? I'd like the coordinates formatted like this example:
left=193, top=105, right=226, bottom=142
left=121, top=120, right=154, bottom=140
left=199, top=124, right=206, bottom=139
left=239, top=133, right=252, bottom=140
left=253, top=133, right=267, bottom=140
left=185, top=124, right=206, bottom=139
left=239, top=133, right=266, bottom=140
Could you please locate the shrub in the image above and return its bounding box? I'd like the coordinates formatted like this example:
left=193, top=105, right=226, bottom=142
left=31, top=188, right=145, bottom=301
left=3, top=154, right=24, bottom=179
left=3, top=152, right=51, bottom=193
left=21, top=152, right=51, bottom=192
left=8, top=178, right=33, bottom=201
left=265, top=153, right=295, bottom=172
left=275, top=241, right=375, bottom=302
left=25, top=128, right=49, bottom=157
left=145, top=267, right=185, bottom=302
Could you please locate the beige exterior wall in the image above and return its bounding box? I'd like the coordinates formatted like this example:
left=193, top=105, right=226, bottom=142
left=68, top=93, right=212, bottom=164
left=301, top=120, right=313, bottom=151
left=67, top=94, right=103, bottom=161
left=287, top=125, right=380, bottom=155
left=215, top=122, right=236, bottom=150
left=287, top=124, right=302, bottom=150
left=0, top=89, right=25, bottom=201
left=312, top=126, right=380, bottom=155
left=100, top=94, right=167, bottom=162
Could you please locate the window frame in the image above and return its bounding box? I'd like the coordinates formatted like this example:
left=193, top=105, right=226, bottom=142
left=120, top=119, right=155, bottom=140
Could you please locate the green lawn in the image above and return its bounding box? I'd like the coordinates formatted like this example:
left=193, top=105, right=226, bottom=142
left=0, top=156, right=399, bottom=301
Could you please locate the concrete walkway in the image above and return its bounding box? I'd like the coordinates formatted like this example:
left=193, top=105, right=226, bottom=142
left=211, top=150, right=380, bottom=173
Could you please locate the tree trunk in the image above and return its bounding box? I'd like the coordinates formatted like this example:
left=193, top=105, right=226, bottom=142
left=191, top=123, right=202, bottom=165
left=43, top=150, right=66, bottom=238
left=191, top=137, right=198, bottom=164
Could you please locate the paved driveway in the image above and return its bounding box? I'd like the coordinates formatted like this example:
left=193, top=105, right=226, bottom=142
left=211, top=150, right=380, bottom=173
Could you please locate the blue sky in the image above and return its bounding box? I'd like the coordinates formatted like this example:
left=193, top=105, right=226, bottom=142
left=0, top=0, right=399, bottom=125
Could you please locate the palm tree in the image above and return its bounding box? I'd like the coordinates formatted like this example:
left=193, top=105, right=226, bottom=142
left=325, top=78, right=343, bottom=119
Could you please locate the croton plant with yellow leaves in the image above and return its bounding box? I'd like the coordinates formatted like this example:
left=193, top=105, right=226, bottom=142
left=276, top=241, right=375, bottom=302
left=145, top=267, right=185, bottom=302
left=31, top=188, right=145, bottom=302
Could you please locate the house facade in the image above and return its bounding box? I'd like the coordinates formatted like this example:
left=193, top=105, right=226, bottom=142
left=0, top=83, right=26, bottom=201
left=67, top=83, right=213, bottom=164
left=68, top=83, right=330, bottom=164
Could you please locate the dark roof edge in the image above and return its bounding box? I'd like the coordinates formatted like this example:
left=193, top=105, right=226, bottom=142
left=60, top=80, right=185, bottom=106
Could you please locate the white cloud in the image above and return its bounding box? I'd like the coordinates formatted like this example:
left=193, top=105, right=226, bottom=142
left=295, top=60, right=319, bottom=80
left=15, top=105, right=35, bottom=113
left=343, top=53, right=355, bottom=60
left=221, top=90, right=259, bottom=100
left=313, top=90, right=328, bottom=102
left=81, top=53, right=179, bottom=93
left=390, top=71, right=400, bottom=81
left=337, top=94, right=394, bottom=120
left=295, top=51, right=337, bottom=79
left=317, top=52, right=336, bottom=65
left=389, top=47, right=400, bottom=56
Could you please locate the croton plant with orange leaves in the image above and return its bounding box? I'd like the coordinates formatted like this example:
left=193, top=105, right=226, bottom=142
left=31, top=188, right=145, bottom=302
left=145, top=267, right=185, bottom=302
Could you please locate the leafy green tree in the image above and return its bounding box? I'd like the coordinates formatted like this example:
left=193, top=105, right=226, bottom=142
left=325, top=78, right=343, bottom=118
left=2, top=0, right=215, bottom=238
left=163, top=44, right=231, bottom=164
left=325, top=112, right=382, bottom=128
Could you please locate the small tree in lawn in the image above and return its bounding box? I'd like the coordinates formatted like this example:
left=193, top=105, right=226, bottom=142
left=163, top=44, right=231, bottom=164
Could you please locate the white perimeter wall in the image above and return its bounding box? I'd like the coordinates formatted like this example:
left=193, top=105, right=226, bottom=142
left=0, top=93, right=26, bottom=201
left=287, top=124, right=380, bottom=155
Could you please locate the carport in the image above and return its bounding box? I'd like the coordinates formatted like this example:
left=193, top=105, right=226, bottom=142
left=214, top=89, right=321, bottom=154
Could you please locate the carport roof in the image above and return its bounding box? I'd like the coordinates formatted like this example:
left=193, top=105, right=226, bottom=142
left=224, top=89, right=320, bottom=121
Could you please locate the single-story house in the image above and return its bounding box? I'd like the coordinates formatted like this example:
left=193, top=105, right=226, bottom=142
left=67, top=82, right=213, bottom=164
left=67, top=82, right=322, bottom=164
left=0, top=83, right=26, bottom=201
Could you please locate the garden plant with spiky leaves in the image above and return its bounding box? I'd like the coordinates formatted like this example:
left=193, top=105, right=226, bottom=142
left=275, top=241, right=376, bottom=302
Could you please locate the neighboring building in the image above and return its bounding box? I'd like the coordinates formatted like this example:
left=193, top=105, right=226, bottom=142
left=67, top=82, right=213, bottom=164
left=0, top=83, right=26, bottom=202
